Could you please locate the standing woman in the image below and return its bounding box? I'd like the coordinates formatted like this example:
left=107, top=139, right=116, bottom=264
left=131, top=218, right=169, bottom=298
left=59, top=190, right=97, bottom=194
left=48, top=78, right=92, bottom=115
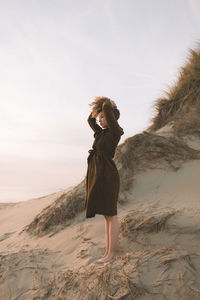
left=85, top=96, right=124, bottom=263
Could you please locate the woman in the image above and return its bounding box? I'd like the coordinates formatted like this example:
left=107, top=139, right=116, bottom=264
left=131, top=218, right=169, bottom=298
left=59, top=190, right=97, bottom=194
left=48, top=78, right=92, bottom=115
left=85, top=96, right=124, bottom=263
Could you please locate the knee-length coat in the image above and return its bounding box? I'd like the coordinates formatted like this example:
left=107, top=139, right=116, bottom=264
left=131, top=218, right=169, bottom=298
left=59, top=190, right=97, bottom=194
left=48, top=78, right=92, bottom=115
left=85, top=101, right=124, bottom=218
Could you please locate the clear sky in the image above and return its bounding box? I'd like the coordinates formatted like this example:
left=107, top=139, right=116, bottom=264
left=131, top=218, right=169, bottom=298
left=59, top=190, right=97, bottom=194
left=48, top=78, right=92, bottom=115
left=0, top=0, right=199, bottom=202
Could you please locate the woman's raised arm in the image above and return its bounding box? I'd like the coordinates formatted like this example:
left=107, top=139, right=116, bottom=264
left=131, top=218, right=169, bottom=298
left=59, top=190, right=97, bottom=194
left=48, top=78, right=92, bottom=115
left=87, top=112, right=102, bottom=133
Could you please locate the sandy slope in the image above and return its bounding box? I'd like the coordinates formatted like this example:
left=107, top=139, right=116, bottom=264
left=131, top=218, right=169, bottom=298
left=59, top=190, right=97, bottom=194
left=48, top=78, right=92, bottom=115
left=1, top=138, right=200, bottom=299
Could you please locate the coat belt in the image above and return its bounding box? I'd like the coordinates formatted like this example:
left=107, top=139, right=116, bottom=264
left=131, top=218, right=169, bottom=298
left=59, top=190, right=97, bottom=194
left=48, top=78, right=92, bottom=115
left=87, top=149, right=104, bottom=163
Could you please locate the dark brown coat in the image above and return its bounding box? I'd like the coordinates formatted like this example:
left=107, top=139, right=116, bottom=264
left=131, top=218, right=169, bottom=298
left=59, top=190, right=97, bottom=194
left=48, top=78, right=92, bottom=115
left=85, top=101, right=124, bottom=218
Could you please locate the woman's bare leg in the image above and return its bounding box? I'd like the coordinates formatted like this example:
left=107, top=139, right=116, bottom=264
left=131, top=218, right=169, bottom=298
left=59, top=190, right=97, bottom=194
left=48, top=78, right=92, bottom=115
left=102, top=216, right=109, bottom=258
left=96, top=215, right=120, bottom=263
left=106, top=215, right=120, bottom=260
left=94, top=215, right=109, bottom=263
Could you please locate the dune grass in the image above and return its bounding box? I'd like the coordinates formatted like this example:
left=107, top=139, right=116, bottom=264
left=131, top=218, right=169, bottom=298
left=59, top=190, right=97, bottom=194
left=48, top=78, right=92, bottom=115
left=148, top=43, right=200, bottom=136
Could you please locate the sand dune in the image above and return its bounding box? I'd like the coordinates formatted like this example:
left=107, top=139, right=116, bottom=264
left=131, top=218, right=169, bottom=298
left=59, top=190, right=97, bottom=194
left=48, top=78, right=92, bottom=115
left=1, top=134, right=200, bottom=299
left=1, top=46, right=200, bottom=299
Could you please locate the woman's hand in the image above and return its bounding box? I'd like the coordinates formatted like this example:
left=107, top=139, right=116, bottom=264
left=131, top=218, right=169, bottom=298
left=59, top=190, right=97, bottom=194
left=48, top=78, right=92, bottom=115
left=104, top=99, right=117, bottom=109
left=110, top=100, right=117, bottom=108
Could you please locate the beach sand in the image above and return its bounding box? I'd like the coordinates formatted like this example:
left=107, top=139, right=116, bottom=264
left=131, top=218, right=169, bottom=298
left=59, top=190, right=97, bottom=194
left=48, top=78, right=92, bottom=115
left=1, top=131, right=200, bottom=299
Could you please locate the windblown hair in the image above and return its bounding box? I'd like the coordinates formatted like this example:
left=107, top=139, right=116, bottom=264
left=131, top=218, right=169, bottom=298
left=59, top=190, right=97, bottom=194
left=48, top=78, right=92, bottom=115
left=89, top=96, right=120, bottom=120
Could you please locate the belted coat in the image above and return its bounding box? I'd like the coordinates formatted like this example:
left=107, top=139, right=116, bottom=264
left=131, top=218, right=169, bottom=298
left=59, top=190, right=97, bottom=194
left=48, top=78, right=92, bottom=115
left=85, top=101, right=124, bottom=218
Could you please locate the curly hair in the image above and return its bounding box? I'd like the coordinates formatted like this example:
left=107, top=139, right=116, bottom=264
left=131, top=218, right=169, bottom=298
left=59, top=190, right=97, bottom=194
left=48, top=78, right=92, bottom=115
left=89, top=96, right=120, bottom=120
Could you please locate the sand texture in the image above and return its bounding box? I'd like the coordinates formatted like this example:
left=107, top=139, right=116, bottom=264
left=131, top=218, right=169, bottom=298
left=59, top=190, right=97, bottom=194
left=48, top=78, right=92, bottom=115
left=1, top=128, right=200, bottom=299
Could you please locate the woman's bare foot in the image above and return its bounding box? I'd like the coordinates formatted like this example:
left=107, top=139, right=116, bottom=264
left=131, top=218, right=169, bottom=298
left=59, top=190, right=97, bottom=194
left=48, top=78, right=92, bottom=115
left=101, top=250, right=108, bottom=259
left=93, top=249, right=109, bottom=264
left=101, top=254, right=116, bottom=263
left=95, top=253, right=116, bottom=264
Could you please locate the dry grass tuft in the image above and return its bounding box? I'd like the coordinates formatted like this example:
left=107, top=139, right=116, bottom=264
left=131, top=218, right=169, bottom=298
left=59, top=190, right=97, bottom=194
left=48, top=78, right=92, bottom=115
left=120, top=210, right=175, bottom=239
left=54, top=248, right=200, bottom=299
left=115, top=131, right=200, bottom=192
left=173, top=106, right=200, bottom=137
left=148, top=43, right=200, bottom=135
left=23, top=179, right=86, bottom=237
left=56, top=255, right=147, bottom=300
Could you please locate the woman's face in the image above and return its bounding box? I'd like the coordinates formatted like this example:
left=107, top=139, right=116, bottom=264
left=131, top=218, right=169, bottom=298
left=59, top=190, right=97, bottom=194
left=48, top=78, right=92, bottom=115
left=98, top=112, right=108, bottom=128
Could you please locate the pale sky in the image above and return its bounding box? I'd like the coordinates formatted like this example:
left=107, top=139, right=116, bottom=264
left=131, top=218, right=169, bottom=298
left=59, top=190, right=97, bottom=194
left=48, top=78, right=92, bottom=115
left=0, top=0, right=199, bottom=202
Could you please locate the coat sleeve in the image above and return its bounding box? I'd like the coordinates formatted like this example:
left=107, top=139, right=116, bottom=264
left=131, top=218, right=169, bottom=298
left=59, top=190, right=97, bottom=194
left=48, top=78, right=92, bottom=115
left=87, top=112, right=102, bottom=133
left=102, top=101, right=123, bottom=136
